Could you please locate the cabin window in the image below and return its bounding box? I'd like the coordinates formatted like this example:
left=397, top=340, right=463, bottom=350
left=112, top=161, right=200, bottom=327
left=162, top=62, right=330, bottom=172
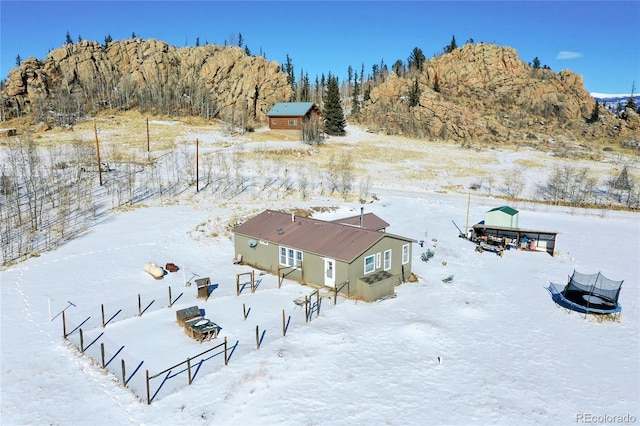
left=364, top=255, right=375, bottom=274
left=280, top=246, right=302, bottom=268
left=288, top=119, right=297, bottom=126
left=376, top=252, right=381, bottom=268
left=384, top=249, right=392, bottom=271
left=402, top=244, right=410, bottom=264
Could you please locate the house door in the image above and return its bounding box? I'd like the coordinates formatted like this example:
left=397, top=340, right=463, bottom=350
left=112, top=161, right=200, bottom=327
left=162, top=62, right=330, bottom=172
left=324, top=258, right=335, bottom=287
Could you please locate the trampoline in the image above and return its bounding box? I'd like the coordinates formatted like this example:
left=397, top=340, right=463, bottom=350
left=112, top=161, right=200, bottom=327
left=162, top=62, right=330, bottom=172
left=547, top=270, right=623, bottom=316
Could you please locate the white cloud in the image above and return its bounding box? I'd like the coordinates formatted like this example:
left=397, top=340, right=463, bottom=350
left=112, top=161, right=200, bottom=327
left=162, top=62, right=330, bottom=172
left=556, top=51, right=583, bottom=60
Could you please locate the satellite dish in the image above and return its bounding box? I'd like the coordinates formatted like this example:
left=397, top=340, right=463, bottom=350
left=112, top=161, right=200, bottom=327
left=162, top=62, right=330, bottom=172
left=248, top=239, right=258, bottom=248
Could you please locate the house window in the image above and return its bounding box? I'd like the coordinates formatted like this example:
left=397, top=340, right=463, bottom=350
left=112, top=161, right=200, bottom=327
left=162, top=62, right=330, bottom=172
left=384, top=249, right=392, bottom=271
left=288, top=119, right=297, bottom=126
left=364, top=255, right=375, bottom=274
left=376, top=252, right=381, bottom=268
left=280, top=246, right=302, bottom=268
left=402, top=244, right=410, bottom=264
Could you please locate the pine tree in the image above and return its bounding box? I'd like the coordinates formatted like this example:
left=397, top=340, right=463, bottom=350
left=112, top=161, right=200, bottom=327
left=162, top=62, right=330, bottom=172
left=351, top=74, right=360, bottom=116
left=408, top=78, right=421, bottom=107
left=323, top=75, right=346, bottom=136
left=626, top=82, right=637, bottom=111
left=408, top=47, right=426, bottom=71
left=65, top=31, right=73, bottom=45
left=444, top=35, right=457, bottom=53
left=15, top=55, right=21, bottom=66
left=433, top=74, right=441, bottom=93
left=283, top=54, right=296, bottom=100
left=532, top=57, right=541, bottom=69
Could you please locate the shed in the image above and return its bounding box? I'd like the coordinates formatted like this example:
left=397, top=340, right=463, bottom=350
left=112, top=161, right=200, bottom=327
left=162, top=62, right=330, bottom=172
left=485, top=206, right=519, bottom=228
left=266, top=102, right=321, bottom=131
left=233, top=210, right=416, bottom=302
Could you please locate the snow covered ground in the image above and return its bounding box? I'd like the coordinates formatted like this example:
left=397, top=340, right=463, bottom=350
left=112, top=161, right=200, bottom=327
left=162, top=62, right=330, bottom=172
left=1, top=125, right=639, bottom=425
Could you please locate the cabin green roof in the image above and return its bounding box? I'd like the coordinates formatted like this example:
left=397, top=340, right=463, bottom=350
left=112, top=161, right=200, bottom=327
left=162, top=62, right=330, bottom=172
left=487, top=206, right=519, bottom=216
left=267, top=102, right=316, bottom=117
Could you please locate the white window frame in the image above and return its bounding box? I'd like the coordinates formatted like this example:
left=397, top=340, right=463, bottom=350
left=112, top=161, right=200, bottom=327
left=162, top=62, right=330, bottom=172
left=384, top=249, right=392, bottom=271
left=288, top=119, right=297, bottom=126
left=402, top=244, right=410, bottom=264
left=375, top=252, right=381, bottom=268
left=364, top=255, right=375, bottom=274
left=279, top=246, right=303, bottom=268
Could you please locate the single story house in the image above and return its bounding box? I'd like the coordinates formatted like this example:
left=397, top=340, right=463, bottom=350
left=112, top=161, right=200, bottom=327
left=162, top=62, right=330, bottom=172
left=233, top=209, right=415, bottom=302
left=266, top=102, right=321, bottom=131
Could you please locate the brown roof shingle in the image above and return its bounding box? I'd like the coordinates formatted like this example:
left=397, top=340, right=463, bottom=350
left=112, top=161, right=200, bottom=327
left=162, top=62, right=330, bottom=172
left=330, top=212, right=390, bottom=230
left=233, top=210, right=411, bottom=263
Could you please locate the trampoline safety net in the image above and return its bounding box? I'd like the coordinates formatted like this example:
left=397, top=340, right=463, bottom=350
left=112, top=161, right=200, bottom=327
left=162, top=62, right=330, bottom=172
left=562, top=270, right=623, bottom=311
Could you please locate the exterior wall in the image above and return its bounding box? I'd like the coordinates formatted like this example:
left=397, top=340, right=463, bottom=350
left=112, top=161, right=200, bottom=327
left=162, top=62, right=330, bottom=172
left=485, top=211, right=519, bottom=228
left=268, top=115, right=304, bottom=130
left=234, top=233, right=350, bottom=288
left=345, top=237, right=413, bottom=299
left=234, top=233, right=413, bottom=301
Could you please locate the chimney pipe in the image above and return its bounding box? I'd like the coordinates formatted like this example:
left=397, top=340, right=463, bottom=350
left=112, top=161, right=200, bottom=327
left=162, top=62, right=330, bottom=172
left=360, top=207, right=364, bottom=228
left=292, top=213, right=295, bottom=223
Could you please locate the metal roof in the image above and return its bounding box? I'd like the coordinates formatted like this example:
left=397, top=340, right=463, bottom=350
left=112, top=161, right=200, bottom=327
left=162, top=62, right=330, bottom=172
left=487, top=206, right=519, bottom=216
left=472, top=224, right=557, bottom=235
left=330, top=213, right=390, bottom=231
left=233, top=210, right=413, bottom=263
left=266, top=102, right=316, bottom=117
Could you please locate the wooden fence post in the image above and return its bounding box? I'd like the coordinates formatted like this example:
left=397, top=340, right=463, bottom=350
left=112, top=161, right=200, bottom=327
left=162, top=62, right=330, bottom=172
left=101, top=343, right=105, bottom=368
left=62, top=310, right=67, bottom=338
left=187, top=358, right=192, bottom=385
left=282, top=309, right=286, bottom=336
left=255, top=325, right=260, bottom=350
left=101, top=304, right=105, bottom=328
left=224, top=337, right=228, bottom=366
left=316, top=291, right=320, bottom=317
left=80, top=328, right=84, bottom=353
left=121, top=359, right=126, bottom=385
left=243, top=303, right=247, bottom=320
left=138, top=294, right=142, bottom=316
left=305, top=296, right=309, bottom=323
left=146, top=370, right=151, bottom=405
left=251, top=270, right=255, bottom=293
left=168, top=286, right=172, bottom=307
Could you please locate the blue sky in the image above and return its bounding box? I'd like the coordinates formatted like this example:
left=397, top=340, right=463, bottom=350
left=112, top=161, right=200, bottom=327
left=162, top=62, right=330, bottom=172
left=1, top=1, right=639, bottom=94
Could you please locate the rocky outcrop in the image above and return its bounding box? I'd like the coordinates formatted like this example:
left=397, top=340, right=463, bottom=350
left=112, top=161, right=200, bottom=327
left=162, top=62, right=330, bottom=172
left=2, top=38, right=292, bottom=122
left=361, top=43, right=636, bottom=143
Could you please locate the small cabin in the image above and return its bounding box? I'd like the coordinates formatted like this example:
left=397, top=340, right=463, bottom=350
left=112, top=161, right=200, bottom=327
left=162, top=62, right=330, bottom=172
left=266, top=102, right=321, bottom=130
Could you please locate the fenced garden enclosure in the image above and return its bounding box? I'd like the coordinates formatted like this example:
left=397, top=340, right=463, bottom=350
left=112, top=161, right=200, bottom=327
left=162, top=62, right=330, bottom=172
left=56, top=270, right=342, bottom=404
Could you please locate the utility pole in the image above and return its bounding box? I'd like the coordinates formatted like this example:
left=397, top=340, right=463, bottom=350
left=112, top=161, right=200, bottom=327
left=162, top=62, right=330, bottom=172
left=146, top=118, right=150, bottom=152
left=195, top=138, right=199, bottom=192
left=94, top=120, right=103, bottom=186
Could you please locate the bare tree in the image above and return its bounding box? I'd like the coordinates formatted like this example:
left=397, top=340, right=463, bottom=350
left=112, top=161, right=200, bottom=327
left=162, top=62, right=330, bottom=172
left=501, top=166, right=526, bottom=200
